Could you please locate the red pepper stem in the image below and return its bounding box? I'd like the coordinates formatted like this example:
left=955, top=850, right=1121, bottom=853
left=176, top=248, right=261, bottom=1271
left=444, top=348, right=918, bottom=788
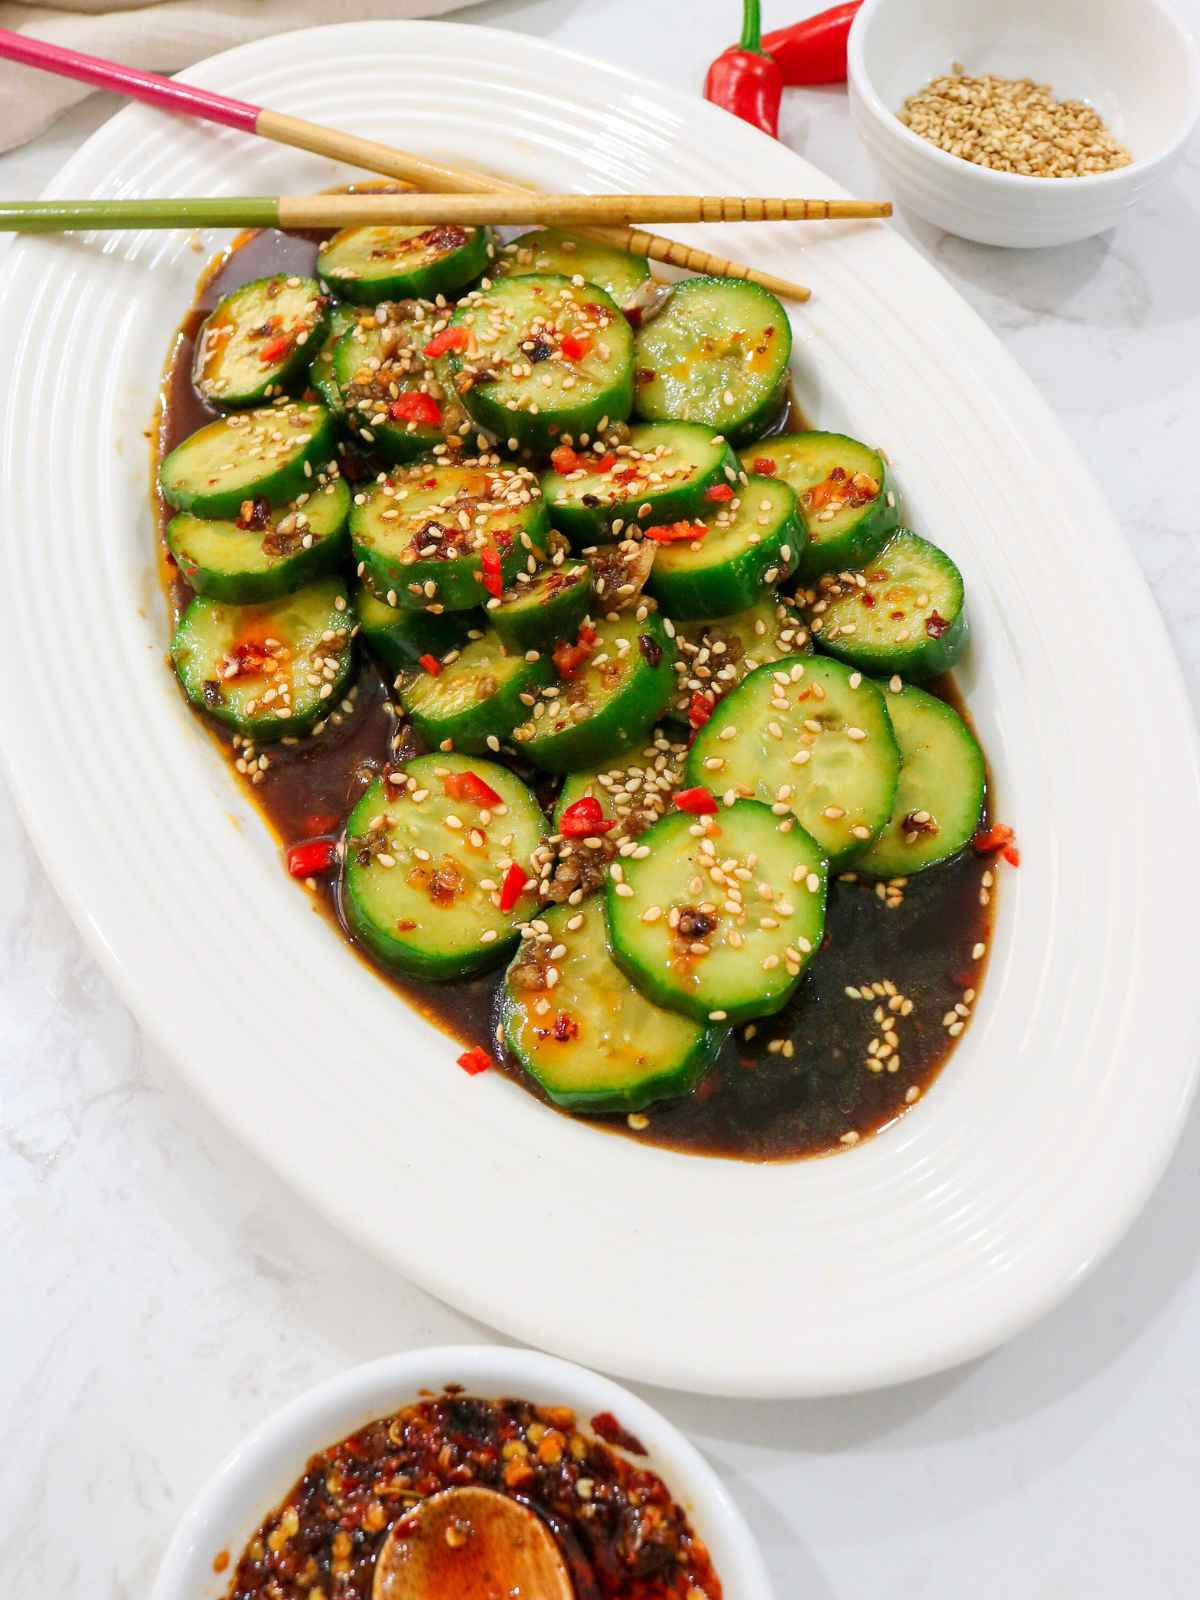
left=740, top=0, right=765, bottom=54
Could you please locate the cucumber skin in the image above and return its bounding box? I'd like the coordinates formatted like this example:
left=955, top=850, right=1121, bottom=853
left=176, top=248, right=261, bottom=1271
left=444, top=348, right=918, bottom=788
left=354, top=586, right=470, bottom=676
left=489, top=567, right=592, bottom=652
left=646, top=481, right=805, bottom=620
left=542, top=427, right=738, bottom=545
left=741, top=435, right=899, bottom=579
left=818, top=606, right=967, bottom=680
left=167, top=514, right=349, bottom=605
left=193, top=276, right=329, bottom=409
left=350, top=499, right=550, bottom=613
left=521, top=612, right=676, bottom=773
left=318, top=225, right=490, bottom=305
left=308, top=305, right=358, bottom=415
left=159, top=407, right=336, bottom=519
left=400, top=649, right=555, bottom=754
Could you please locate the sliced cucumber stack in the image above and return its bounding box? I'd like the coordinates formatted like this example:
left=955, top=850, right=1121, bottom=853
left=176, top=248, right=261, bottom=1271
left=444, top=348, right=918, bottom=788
left=515, top=612, right=675, bottom=772
left=167, top=473, right=350, bottom=603
left=317, top=222, right=489, bottom=304
left=670, top=595, right=810, bottom=722
left=489, top=559, right=592, bottom=652
left=806, top=529, right=967, bottom=679
left=647, top=474, right=804, bottom=619
left=349, top=461, right=548, bottom=612
left=397, top=631, right=553, bottom=753
left=686, top=654, right=900, bottom=868
left=633, top=277, right=791, bottom=443
left=193, top=274, right=329, bottom=408
left=332, top=302, right=466, bottom=464
left=541, top=421, right=737, bottom=545
left=170, top=576, right=354, bottom=742
left=606, top=800, right=827, bottom=1025
left=502, top=901, right=725, bottom=1113
left=740, top=432, right=897, bottom=578
left=440, top=274, right=635, bottom=453
left=354, top=584, right=469, bottom=677
left=857, top=685, right=986, bottom=878
left=307, top=302, right=359, bottom=416
left=495, top=227, right=651, bottom=309
left=343, top=754, right=544, bottom=981
left=159, top=402, right=335, bottom=519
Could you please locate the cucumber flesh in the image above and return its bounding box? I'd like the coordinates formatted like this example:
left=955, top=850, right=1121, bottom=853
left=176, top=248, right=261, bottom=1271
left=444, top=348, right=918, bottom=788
left=318, top=222, right=489, bottom=304
left=354, top=584, right=469, bottom=676
left=670, top=595, right=810, bottom=722
left=857, top=685, right=985, bottom=877
left=496, top=228, right=651, bottom=309
left=398, top=631, right=553, bottom=753
left=503, top=900, right=725, bottom=1113
left=647, top=474, right=804, bottom=619
left=332, top=302, right=469, bottom=464
left=489, top=558, right=592, bottom=652
left=170, top=576, right=354, bottom=742
left=342, top=755, right=545, bottom=981
left=159, top=402, right=335, bottom=519
left=740, top=432, right=898, bottom=578
left=541, top=421, right=737, bottom=544
left=442, top=274, right=635, bottom=454
left=605, top=800, right=827, bottom=1025
left=194, top=274, right=329, bottom=408
left=167, top=473, right=349, bottom=604
left=633, top=277, right=791, bottom=444
left=806, top=528, right=967, bottom=680
left=686, top=654, right=901, bottom=868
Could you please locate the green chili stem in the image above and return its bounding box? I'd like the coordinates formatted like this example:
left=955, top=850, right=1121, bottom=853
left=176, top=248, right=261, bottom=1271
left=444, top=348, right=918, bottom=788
left=739, top=0, right=765, bottom=55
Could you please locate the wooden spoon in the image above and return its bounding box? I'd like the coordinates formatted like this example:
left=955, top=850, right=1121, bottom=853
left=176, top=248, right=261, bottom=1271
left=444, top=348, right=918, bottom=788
left=372, top=1486, right=574, bottom=1600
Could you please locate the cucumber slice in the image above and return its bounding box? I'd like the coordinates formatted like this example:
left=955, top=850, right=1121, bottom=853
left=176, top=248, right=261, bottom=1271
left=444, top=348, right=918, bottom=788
left=857, top=685, right=986, bottom=878
left=167, top=473, right=350, bottom=603
left=193, top=274, right=330, bottom=408
left=343, top=755, right=544, bottom=981
left=350, top=460, right=549, bottom=612
left=441, top=275, right=635, bottom=454
left=502, top=901, right=725, bottom=1113
left=740, top=432, right=897, bottom=578
left=495, top=228, right=651, bottom=310
left=605, top=800, right=827, bottom=1025
left=647, top=474, right=804, bottom=619
left=541, top=421, right=737, bottom=544
left=669, top=595, right=810, bottom=721
left=332, top=302, right=468, bottom=464
left=633, top=277, right=791, bottom=444
left=308, top=303, right=362, bottom=415
left=488, top=559, right=592, bottom=652
left=553, top=738, right=685, bottom=837
left=686, top=654, right=900, bottom=868
left=170, top=576, right=354, bottom=742
left=159, top=402, right=335, bottom=519
left=514, top=612, right=675, bottom=773
left=354, top=584, right=469, bottom=676
left=317, top=223, right=489, bottom=305
left=806, top=529, right=968, bottom=679
left=398, top=631, right=553, bottom=753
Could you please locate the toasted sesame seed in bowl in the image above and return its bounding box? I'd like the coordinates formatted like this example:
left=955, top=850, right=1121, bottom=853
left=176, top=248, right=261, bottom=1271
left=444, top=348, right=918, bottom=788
left=847, top=0, right=1200, bottom=247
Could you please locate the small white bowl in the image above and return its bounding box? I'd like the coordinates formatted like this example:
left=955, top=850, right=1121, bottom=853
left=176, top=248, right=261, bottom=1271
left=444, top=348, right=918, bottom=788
left=847, top=0, right=1200, bottom=247
left=150, top=1345, right=774, bottom=1600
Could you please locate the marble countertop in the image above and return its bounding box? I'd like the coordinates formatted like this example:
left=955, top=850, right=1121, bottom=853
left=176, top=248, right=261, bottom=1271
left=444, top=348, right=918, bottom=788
left=3, top=2, right=1199, bottom=1594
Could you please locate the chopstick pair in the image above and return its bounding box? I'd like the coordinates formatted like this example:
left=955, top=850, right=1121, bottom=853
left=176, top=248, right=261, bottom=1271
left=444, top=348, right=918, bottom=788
left=0, top=192, right=893, bottom=234
left=0, top=27, right=891, bottom=301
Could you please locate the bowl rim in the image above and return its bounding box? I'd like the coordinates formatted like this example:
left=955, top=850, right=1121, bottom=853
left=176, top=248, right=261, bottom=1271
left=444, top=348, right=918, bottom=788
left=847, top=0, right=1200, bottom=190
left=149, top=1344, right=774, bottom=1600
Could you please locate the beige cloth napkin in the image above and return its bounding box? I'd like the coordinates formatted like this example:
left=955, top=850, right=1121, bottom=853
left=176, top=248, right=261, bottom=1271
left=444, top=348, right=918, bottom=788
left=0, top=0, right=477, bottom=152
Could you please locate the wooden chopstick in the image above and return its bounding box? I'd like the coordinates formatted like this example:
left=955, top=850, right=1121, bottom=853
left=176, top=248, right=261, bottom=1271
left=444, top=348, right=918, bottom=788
left=0, top=193, right=892, bottom=234
left=0, top=27, right=823, bottom=301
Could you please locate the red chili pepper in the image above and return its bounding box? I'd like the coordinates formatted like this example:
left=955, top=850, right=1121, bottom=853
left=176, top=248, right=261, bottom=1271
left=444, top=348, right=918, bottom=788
left=688, top=692, right=715, bottom=730
left=675, top=786, right=719, bottom=815
left=259, top=333, right=293, bottom=364
left=286, top=838, right=337, bottom=878
left=550, top=444, right=585, bottom=475
left=560, top=332, right=592, bottom=361
left=443, top=770, right=503, bottom=808
left=498, top=861, right=529, bottom=911
left=763, top=2, right=861, bottom=87
left=595, top=453, right=617, bottom=473
left=973, top=824, right=1015, bottom=856
left=705, top=483, right=735, bottom=502
left=391, top=391, right=442, bottom=427
left=645, top=520, right=708, bottom=544
left=480, top=546, right=504, bottom=599
left=703, top=0, right=783, bottom=139
left=552, top=623, right=599, bottom=680
left=559, top=796, right=616, bottom=838
left=456, top=1046, right=493, bottom=1076
left=418, top=653, right=442, bottom=675
left=753, top=456, right=777, bottom=476
left=1003, top=846, right=1021, bottom=868
left=423, top=326, right=469, bottom=358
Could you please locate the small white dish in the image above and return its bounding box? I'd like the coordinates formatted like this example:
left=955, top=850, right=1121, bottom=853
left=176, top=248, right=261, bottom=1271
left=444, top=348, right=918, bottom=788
left=848, top=0, right=1200, bottom=247
left=149, top=1345, right=773, bottom=1600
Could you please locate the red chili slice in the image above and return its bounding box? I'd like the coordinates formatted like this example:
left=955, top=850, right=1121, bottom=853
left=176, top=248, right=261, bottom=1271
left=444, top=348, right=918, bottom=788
left=498, top=861, right=529, bottom=911
left=973, top=824, right=1014, bottom=855
left=259, top=333, right=293, bottom=364
left=1003, top=845, right=1021, bottom=867
left=550, top=444, right=585, bottom=475
left=443, top=771, right=503, bottom=808
left=705, top=483, right=734, bottom=502
left=423, top=326, right=469, bottom=358
left=391, top=392, right=442, bottom=426
left=480, top=546, right=504, bottom=599
left=418, top=653, right=442, bottom=675
left=645, top=520, right=708, bottom=544
left=560, top=332, right=591, bottom=361
left=559, top=796, right=615, bottom=838
left=595, top=453, right=616, bottom=473
left=675, top=786, right=719, bottom=815
left=753, top=456, right=777, bottom=476
left=456, top=1046, right=493, bottom=1076
left=688, top=692, right=715, bottom=730
left=286, top=839, right=337, bottom=878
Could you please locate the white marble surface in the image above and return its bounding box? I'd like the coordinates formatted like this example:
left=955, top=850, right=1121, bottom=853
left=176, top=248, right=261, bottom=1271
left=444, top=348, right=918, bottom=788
left=2, top=1, right=1199, bottom=1594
